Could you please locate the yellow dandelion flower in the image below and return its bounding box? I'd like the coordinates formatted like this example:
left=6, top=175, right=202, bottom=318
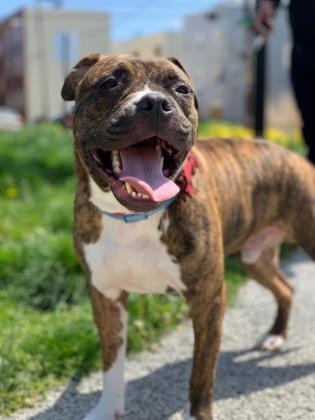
left=5, top=187, right=17, bottom=199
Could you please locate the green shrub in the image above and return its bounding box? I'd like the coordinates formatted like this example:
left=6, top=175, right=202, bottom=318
left=198, top=119, right=305, bottom=153
left=0, top=124, right=82, bottom=309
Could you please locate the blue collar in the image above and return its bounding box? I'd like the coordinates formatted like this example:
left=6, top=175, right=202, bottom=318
left=101, top=196, right=176, bottom=223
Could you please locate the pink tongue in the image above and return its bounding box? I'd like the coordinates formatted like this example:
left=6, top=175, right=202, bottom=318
left=119, top=146, right=180, bottom=202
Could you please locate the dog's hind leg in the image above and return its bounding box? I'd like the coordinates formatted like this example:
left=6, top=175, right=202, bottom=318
left=291, top=203, right=315, bottom=263
left=242, top=243, right=294, bottom=351
left=294, top=224, right=315, bottom=265
left=289, top=155, right=315, bottom=263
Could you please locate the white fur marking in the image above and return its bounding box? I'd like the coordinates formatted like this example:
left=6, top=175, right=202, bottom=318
left=89, top=177, right=132, bottom=215
left=84, top=179, right=185, bottom=300
left=170, top=405, right=196, bottom=420
left=256, top=334, right=285, bottom=352
left=84, top=303, right=127, bottom=420
left=126, top=83, right=161, bottom=106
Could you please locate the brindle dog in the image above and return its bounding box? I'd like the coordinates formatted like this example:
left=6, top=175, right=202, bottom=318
left=61, top=54, right=315, bottom=420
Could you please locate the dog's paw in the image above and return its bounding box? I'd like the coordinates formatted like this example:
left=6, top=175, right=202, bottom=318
left=169, top=406, right=196, bottom=419
left=83, top=407, right=123, bottom=420
left=256, top=334, right=285, bottom=351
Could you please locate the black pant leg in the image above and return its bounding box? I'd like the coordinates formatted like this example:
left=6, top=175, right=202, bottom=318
left=291, top=46, right=315, bottom=164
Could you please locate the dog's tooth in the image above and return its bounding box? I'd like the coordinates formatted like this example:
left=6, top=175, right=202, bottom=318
left=143, top=194, right=149, bottom=199
left=131, top=191, right=137, bottom=197
left=113, top=156, right=120, bottom=167
left=111, top=150, right=119, bottom=158
left=125, top=182, right=132, bottom=194
left=111, top=151, right=122, bottom=171
left=113, top=167, right=121, bottom=175
left=113, top=159, right=122, bottom=171
left=156, top=145, right=162, bottom=157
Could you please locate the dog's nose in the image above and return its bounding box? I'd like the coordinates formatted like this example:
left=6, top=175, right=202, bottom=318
left=137, top=93, right=173, bottom=116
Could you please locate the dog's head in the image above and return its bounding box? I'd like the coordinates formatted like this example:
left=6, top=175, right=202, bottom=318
left=62, top=54, right=198, bottom=212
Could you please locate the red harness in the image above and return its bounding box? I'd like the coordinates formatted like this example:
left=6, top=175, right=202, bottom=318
left=176, top=151, right=199, bottom=198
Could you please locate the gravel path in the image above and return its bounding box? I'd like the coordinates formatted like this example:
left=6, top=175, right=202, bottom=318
left=3, top=250, right=315, bottom=420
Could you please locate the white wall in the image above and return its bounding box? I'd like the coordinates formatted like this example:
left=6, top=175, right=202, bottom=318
left=112, top=31, right=183, bottom=60
left=180, top=4, right=299, bottom=130
left=24, top=7, right=110, bottom=122
left=180, top=6, right=249, bottom=122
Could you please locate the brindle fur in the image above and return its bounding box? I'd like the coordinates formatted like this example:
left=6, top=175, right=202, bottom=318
left=160, top=139, right=315, bottom=417
left=63, top=55, right=315, bottom=420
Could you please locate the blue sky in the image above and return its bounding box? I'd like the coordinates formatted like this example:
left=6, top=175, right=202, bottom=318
left=0, top=0, right=221, bottom=41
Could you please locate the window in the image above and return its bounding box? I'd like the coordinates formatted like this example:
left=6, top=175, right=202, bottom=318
left=54, top=31, right=78, bottom=64
left=153, top=46, right=162, bottom=57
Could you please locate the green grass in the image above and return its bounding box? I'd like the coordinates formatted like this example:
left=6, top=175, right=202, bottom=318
left=0, top=121, right=297, bottom=415
left=0, top=292, right=98, bottom=413
left=0, top=289, right=191, bottom=414
left=0, top=124, right=195, bottom=414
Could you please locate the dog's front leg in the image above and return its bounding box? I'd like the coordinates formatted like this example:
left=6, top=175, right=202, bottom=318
left=186, top=265, right=226, bottom=420
left=84, top=286, right=128, bottom=420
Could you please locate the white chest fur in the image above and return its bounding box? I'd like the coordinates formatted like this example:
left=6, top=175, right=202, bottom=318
left=83, top=179, right=185, bottom=300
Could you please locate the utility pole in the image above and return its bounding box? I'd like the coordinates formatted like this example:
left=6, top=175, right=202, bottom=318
left=243, top=0, right=255, bottom=127
left=254, top=0, right=267, bottom=137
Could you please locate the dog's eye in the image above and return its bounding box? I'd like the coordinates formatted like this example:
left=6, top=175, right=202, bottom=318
left=175, top=85, right=189, bottom=95
left=99, top=78, right=118, bottom=90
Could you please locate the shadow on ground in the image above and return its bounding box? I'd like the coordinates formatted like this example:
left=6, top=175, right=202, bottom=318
left=29, top=347, right=315, bottom=420
left=29, top=252, right=315, bottom=420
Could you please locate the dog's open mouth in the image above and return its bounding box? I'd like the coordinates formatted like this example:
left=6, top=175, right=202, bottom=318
left=90, top=136, right=184, bottom=208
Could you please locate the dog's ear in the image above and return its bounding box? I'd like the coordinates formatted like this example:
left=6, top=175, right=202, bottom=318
left=167, top=57, right=199, bottom=111
left=167, top=57, right=190, bottom=78
left=61, top=53, right=101, bottom=101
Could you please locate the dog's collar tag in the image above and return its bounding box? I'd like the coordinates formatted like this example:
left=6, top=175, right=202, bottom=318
left=101, top=196, right=176, bottom=223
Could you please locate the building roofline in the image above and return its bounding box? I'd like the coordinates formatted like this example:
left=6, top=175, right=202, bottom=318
left=0, top=9, right=23, bottom=26
left=1, top=6, right=109, bottom=25
left=23, top=6, right=109, bottom=16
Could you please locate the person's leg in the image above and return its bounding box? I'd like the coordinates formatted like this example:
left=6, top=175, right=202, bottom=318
left=291, top=46, right=315, bottom=165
